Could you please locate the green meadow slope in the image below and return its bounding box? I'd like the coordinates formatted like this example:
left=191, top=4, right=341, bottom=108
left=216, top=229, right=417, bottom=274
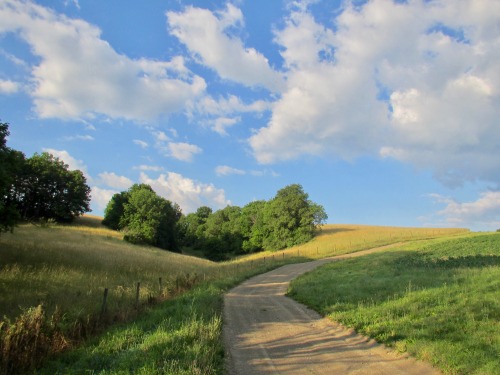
left=1, top=217, right=470, bottom=373
left=289, top=233, right=500, bottom=375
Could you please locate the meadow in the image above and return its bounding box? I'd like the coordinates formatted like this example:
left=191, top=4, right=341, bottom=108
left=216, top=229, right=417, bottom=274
left=0, top=216, right=469, bottom=373
left=289, top=233, right=500, bottom=375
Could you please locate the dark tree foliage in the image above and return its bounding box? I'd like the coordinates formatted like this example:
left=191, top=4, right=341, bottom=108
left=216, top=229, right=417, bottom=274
left=14, top=152, right=91, bottom=223
left=0, top=122, right=24, bottom=233
left=176, top=184, right=328, bottom=260
left=102, top=184, right=181, bottom=252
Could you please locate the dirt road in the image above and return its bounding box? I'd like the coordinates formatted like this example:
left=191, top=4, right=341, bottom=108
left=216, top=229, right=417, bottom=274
left=223, top=246, right=440, bottom=374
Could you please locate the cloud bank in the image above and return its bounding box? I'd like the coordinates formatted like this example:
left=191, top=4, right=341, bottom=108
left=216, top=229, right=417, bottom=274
left=247, top=0, right=500, bottom=188
left=0, top=0, right=206, bottom=122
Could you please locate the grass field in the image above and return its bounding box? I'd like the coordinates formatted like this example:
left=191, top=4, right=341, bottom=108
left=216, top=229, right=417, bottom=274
left=0, top=217, right=470, bottom=373
left=288, top=233, right=500, bottom=375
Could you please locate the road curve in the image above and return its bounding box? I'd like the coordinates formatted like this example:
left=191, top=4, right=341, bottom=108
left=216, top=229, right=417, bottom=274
left=223, top=245, right=440, bottom=375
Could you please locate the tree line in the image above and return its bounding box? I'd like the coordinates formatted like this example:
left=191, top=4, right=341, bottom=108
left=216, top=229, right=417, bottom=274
left=1, top=119, right=328, bottom=259
left=103, top=183, right=327, bottom=260
left=0, top=121, right=91, bottom=233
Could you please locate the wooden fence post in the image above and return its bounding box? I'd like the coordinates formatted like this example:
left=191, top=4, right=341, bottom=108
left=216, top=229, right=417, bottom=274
left=101, top=288, right=108, bottom=318
left=159, top=277, right=162, bottom=294
left=135, top=282, right=140, bottom=308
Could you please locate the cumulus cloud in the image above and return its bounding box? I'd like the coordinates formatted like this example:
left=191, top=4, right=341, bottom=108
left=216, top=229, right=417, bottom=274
left=133, top=139, right=149, bottom=149
left=151, top=130, right=202, bottom=162
left=97, top=172, right=133, bottom=190
left=167, top=4, right=284, bottom=92
left=167, top=142, right=202, bottom=162
left=188, top=94, right=271, bottom=135
left=133, top=164, right=164, bottom=172
left=215, top=165, right=245, bottom=176
left=62, top=134, right=94, bottom=141
left=248, top=0, right=500, bottom=188
left=424, top=191, right=500, bottom=231
left=0, top=0, right=206, bottom=121
left=0, top=79, right=20, bottom=94
left=90, top=186, right=117, bottom=212
left=139, top=171, right=230, bottom=213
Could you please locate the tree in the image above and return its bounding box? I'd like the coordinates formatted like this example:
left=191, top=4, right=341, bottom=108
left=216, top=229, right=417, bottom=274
left=240, top=200, right=266, bottom=253
left=262, top=184, right=327, bottom=250
left=203, top=206, right=243, bottom=259
left=102, top=191, right=128, bottom=230
left=14, top=152, right=91, bottom=222
left=0, top=122, right=24, bottom=233
left=105, top=184, right=182, bottom=252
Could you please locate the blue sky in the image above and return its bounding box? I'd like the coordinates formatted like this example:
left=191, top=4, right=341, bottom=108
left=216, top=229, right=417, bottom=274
left=1, top=0, right=499, bottom=231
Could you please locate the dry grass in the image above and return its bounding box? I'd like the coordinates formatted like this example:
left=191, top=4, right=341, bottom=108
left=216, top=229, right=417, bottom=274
left=0, top=216, right=215, bottom=321
left=237, top=224, right=469, bottom=262
left=0, top=216, right=468, bottom=373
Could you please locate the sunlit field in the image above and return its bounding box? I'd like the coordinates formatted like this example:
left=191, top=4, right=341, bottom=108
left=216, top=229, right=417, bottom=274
left=0, top=217, right=470, bottom=373
left=0, top=216, right=215, bottom=321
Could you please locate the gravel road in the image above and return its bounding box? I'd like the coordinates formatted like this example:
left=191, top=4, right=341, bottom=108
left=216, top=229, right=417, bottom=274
left=223, top=245, right=440, bottom=374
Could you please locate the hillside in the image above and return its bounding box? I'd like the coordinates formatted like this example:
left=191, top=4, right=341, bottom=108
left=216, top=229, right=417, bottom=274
left=0, top=217, right=468, bottom=373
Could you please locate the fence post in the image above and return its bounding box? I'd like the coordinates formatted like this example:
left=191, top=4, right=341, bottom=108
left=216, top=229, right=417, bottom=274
left=282, top=252, right=285, bottom=260
left=159, top=277, right=162, bottom=294
left=135, top=282, right=140, bottom=308
left=101, top=288, right=108, bottom=318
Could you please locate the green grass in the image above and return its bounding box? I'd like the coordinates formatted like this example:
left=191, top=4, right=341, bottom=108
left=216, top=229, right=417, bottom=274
left=288, top=233, right=500, bottom=375
left=39, top=284, right=225, bottom=375
left=0, top=217, right=469, bottom=374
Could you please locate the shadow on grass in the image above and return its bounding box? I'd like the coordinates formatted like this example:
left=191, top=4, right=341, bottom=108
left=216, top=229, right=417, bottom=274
left=396, top=254, right=500, bottom=269
left=317, top=227, right=355, bottom=236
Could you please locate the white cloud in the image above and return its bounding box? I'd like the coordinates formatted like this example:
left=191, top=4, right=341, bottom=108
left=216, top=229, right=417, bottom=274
left=133, top=164, right=164, bottom=172
left=62, top=134, right=94, bottom=141
left=167, top=142, right=202, bottom=162
left=248, top=0, right=500, bottom=188
left=0, top=0, right=206, bottom=122
left=133, top=139, right=149, bottom=149
left=425, top=191, right=500, bottom=231
left=215, top=165, right=245, bottom=176
left=0, top=79, right=20, bottom=94
left=212, top=117, right=240, bottom=136
left=193, top=95, right=271, bottom=118
left=90, top=186, right=117, bottom=212
left=153, top=131, right=170, bottom=143
left=167, top=4, right=284, bottom=92
left=151, top=130, right=201, bottom=162
left=42, top=148, right=89, bottom=178
left=188, top=94, right=271, bottom=135
left=97, top=172, right=133, bottom=190
left=139, top=171, right=230, bottom=213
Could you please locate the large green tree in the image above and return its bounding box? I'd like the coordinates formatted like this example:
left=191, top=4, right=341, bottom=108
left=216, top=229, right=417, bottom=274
left=0, top=122, right=24, bottom=233
left=103, top=184, right=181, bottom=252
left=240, top=200, right=267, bottom=253
left=14, top=152, right=91, bottom=222
left=262, top=184, right=327, bottom=250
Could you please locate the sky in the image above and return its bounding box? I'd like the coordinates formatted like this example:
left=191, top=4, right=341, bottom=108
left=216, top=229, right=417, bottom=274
left=1, top=0, right=499, bottom=231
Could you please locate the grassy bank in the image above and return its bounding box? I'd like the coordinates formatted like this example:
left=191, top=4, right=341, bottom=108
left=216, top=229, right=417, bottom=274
left=288, top=233, right=500, bottom=375
left=0, top=218, right=468, bottom=373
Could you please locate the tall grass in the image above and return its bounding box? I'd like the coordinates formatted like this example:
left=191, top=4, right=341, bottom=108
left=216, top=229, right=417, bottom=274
left=288, top=233, right=500, bottom=375
left=0, top=217, right=468, bottom=373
